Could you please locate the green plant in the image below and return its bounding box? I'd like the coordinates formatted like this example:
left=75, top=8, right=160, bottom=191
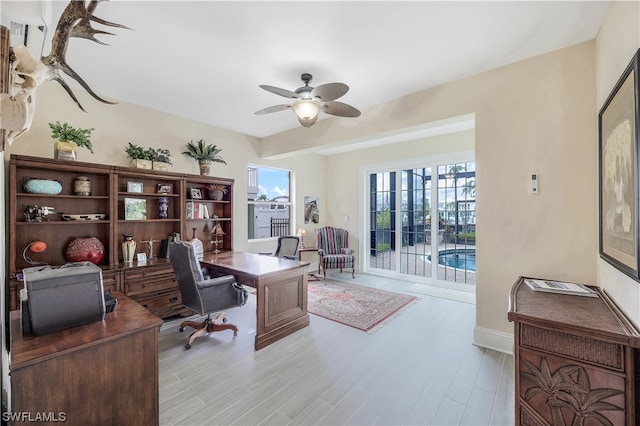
left=49, top=121, right=94, bottom=153
left=151, top=148, right=172, bottom=165
left=182, top=139, right=226, bottom=165
left=125, top=142, right=153, bottom=160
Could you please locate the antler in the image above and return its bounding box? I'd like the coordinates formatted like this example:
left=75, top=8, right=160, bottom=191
left=42, top=0, right=131, bottom=111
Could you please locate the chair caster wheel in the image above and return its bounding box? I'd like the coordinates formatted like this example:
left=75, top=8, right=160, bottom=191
left=179, top=327, right=184, bottom=332
left=185, top=343, right=191, bottom=350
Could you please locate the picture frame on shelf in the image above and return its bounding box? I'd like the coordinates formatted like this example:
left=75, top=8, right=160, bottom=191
left=189, top=188, right=202, bottom=200
left=127, top=181, right=143, bottom=193
left=157, top=183, right=173, bottom=194
left=124, top=198, right=147, bottom=220
left=599, top=48, right=640, bottom=282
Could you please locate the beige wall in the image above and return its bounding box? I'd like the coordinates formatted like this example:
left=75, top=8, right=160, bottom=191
left=263, top=41, right=598, bottom=344
left=322, top=130, right=475, bottom=248
left=4, top=83, right=326, bottom=255
left=595, top=1, right=640, bottom=326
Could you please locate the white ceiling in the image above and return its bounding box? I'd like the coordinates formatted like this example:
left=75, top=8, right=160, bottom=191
left=13, top=1, right=609, bottom=139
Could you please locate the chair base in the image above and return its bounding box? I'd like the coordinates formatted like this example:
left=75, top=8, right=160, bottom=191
left=179, top=312, right=238, bottom=350
left=322, top=267, right=355, bottom=280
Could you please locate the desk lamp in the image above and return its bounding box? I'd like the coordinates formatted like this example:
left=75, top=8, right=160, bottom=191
left=23, top=240, right=47, bottom=265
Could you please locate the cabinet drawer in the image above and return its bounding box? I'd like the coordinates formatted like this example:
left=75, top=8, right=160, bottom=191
left=102, top=271, right=118, bottom=293
left=124, top=265, right=174, bottom=281
left=125, top=274, right=177, bottom=296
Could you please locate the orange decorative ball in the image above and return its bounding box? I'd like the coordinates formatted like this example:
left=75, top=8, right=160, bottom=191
left=30, top=241, right=47, bottom=253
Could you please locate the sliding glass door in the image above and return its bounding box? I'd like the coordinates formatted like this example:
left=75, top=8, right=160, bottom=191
left=366, top=157, right=476, bottom=288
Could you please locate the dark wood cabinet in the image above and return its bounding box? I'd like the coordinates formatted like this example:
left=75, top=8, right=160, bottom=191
left=10, top=292, right=162, bottom=425
left=508, top=277, right=640, bottom=426
left=8, top=155, right=234, bottom=318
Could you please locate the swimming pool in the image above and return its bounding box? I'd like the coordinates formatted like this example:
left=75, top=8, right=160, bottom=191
left=428, top=248, right=476, bottom=272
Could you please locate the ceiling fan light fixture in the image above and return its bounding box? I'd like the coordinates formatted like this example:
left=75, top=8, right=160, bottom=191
left=292, top=99, right=321, bottom=126
left=297, top=114, right=318, bottom=128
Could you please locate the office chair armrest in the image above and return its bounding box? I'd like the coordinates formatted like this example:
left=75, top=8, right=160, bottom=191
left=197, top=274, right=236, bottom=289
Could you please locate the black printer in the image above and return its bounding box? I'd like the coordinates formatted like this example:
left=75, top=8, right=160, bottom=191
left=21, top=262, right=114, bottom=336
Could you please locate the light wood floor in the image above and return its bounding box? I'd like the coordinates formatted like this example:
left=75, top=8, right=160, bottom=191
left=158, top=272, right=514, bottom=426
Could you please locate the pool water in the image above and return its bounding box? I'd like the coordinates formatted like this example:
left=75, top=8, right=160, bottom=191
left=428, top=249, right=476, bottom=272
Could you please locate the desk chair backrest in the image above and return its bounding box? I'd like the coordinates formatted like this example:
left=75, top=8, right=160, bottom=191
left=274, top=236, right=300, bottom=260
left=169, top=240, right=205, bottom=311
left=169, top=240, right=247, bottom=315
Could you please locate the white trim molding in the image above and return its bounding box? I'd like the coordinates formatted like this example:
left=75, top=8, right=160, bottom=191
left=473, top=326, right=513, bottom=355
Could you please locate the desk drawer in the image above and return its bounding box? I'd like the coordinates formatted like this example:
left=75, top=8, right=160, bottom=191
left=235, top=275, right=256, bottom=288
left=130, top=289, right=184, bottom=318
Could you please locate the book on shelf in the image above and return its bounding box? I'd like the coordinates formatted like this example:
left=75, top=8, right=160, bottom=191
left=524, top=278, right=597, bottom=297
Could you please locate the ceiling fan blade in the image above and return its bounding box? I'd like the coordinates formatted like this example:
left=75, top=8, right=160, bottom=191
left=312, top=82, right=349, bottom=101
left=322, top=101, right=361, bottom=118
left=259, top=85, right=299, bottom=99
left=255, top=104, right=291, bottom=115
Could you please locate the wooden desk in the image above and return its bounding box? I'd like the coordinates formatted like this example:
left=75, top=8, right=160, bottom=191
left=10, top=292, right=162, bottom=425
left=201, top=252, right=310, bottom=350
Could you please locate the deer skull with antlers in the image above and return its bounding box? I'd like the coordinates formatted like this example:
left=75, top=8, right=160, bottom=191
left=3, top=0, right=130, bottom=143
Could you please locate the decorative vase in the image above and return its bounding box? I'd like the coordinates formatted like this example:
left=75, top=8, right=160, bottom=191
left=122, top=234, right=136, bottom=263
left=157, top=197, right=169, bottom=219
left=73, top=176, right=91, bottom=196
left=54, top=140, right=77, bottom=161
left=199, top=162, right=211, bottom=176
left=65, top=237, right=105, bottom=265
left=23, top=178, right=62, bottom=195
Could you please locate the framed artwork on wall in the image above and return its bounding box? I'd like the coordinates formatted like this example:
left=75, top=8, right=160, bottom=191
left=599, top=48, right=640, bottom=281
left=304, top=196, right=319, bottom=224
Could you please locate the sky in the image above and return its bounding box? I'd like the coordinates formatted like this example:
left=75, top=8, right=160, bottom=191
left=257, top=167, right=289, bottom=200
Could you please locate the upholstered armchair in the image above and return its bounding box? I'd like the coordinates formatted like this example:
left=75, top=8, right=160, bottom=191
left=315, top=226, right=355, bottom=279
left=169, top=240, right=248, bottom=349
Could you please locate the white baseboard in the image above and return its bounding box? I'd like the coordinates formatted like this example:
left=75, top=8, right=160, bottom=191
left=473, top=326, right=514, bottom=355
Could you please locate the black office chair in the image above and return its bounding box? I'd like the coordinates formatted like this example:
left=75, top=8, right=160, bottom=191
left=260, top=235, right=300, bottom=260
left=169, top=240, right=248, bottom=349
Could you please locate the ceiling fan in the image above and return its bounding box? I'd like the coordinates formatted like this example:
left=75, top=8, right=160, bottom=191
left=255, top=73, right=361, bottom=128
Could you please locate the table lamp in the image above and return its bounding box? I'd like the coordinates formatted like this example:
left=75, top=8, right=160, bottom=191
left=297, top=228, right=307, bottom=248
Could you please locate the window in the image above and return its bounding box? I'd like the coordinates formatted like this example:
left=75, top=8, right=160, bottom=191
left=247, top=165, right=291, bottom=239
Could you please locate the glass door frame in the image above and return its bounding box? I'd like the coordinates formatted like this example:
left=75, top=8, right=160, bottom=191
left=359, top=150, right=475, bottom=291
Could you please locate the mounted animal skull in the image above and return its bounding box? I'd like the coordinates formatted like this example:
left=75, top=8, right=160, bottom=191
left=4, top=0, right=130, bottom=143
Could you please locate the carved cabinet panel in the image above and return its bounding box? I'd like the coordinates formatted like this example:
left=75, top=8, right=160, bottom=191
left=508, top=277, right=640, bottom=426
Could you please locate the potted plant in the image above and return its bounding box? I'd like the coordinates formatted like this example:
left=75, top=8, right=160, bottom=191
left=182, top=139, right=226, bottom=176
left=206, top=184, right=228, bottom=200
left=49, top=121, right=94, bottom=161
left=150, top=148, right=172, bottom=171
left=125, top=142, right=154, bottom=169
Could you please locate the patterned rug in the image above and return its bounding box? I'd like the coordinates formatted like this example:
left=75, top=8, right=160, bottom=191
left=307, top=279, right=417, bottom=332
